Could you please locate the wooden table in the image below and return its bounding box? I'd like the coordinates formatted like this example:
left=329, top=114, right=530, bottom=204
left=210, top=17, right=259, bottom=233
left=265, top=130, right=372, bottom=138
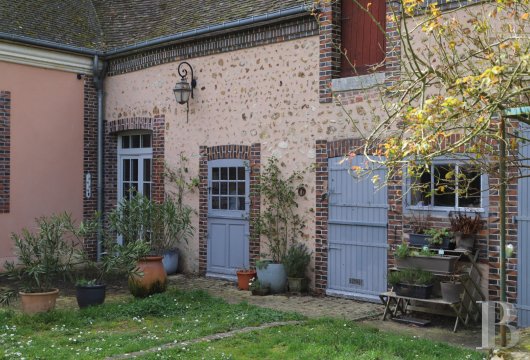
left=379, top=291, right=466, bottom=332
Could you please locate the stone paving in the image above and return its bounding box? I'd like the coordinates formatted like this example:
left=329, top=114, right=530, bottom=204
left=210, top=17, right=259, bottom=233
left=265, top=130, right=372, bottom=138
left=168, top=274, right=384, bottom=321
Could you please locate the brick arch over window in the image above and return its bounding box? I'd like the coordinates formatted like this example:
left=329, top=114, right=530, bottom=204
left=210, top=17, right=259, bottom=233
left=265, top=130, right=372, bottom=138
left=198, top=144, right=261, bottom=274
left=104, top=116, right=165, bottom=221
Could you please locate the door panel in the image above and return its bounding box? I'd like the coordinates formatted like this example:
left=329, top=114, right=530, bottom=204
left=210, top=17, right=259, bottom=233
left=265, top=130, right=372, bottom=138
left=518, top=125, right=530, bottom=326
left=327, top=156, right=388, bottom=301
left=207, top=159, right=250, bottom=278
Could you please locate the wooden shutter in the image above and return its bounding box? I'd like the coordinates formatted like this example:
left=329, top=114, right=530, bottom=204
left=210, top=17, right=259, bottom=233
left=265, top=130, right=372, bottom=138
left=341, top=0, right=386, bottom=77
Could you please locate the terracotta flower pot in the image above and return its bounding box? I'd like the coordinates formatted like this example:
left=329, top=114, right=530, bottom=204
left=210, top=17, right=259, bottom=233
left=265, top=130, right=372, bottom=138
left=19, top=288, right=59, bottom=314
left=236, top=269, right=257, bottom=290
left=129, top=256, right=168, bottom=298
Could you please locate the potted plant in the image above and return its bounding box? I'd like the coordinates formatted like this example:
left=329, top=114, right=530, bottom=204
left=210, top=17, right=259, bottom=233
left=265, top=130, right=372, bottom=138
left=108, top=193, right=166, bottom=298
left=407, top=211, right=431, bottom=247
left=2, top=213, right=80, bottom=314
left=73, top=235, right=150, bottom=308
left=254, top=157, right=305, bottom=294
left=236, top=268, right=257, bottom=290
left=424, top=228, right=455, bottom=250
left=394, top=243, right=459, bottom=273
left=388, top=268, right=435, bottom=299
left=440, top=275, right=464, bottom=303
left=283, top=243, right=311, bottom=294
left=449, top=212, right=485, bottom=251
left=249, top=277, right=270, bottom=296
left=155, top=158, right=197, bottom=274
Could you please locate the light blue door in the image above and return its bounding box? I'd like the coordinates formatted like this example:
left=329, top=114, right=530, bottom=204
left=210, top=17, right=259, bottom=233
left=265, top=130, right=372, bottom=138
left=327, top=156, right=388, bottom=302
left=518, top=125, right=530, bottom=327
left=207, top=159, right=250, bottom=279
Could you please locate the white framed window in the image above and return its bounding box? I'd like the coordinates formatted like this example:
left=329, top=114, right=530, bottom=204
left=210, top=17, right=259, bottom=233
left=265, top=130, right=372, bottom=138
left=405, top=160, right=488, bottom=213
left=117, top=132, right=153, bottom=201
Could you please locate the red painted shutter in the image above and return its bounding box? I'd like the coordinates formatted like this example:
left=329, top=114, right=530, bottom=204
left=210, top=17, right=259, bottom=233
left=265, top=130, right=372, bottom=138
left=341, top=0, right=386, bottom=77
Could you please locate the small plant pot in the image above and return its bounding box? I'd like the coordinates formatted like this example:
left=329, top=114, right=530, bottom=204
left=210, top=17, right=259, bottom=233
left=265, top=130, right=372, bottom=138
left=76, top=284, right=106, bottom=308
left=440, top=281, right=464, bottom=303
left=395, top=255, right=459, bottom=274
left=236, top=269, right=257, bottom=290
left=409, top=233, right=430, bottom=247
left=394, top=283, right=433, bottom=299
left=19, top=288, right=59, bottom=314
left=251, top=287, right=270, bottom=296
left=129, top=256, right=168, bottom=298
left=454, top=232, right=475, bottom=252
left=287, top=277, right=307, bottom=294
left=162, top=249, right=179, bottom=275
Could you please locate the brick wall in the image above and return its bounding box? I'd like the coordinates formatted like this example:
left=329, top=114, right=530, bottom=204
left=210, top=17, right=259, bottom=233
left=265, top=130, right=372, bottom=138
left=198, top=144, right=261, bottom=275
left=0, top=91, right=10, bottom=214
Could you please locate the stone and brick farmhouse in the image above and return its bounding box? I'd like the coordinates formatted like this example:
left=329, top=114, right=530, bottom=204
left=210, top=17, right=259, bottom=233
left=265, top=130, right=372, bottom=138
left=0, top=0, right=528, bottom=326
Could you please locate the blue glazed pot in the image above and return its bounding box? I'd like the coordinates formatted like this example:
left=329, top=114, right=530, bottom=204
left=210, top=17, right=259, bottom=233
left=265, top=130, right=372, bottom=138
left=256, top=263, right=286, bottom=294
left=162, top=249, right=179, bottom=275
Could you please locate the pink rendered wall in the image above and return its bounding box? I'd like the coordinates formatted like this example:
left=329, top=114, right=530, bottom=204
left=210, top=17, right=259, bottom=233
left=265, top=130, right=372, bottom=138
left=0, top=61, right=84, bottom=266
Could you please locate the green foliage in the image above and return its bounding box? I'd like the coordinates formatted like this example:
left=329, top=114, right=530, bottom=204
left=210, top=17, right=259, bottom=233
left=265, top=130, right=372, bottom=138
left=424, top=228, right=452, bottom=246
left=3, top=213, right=92, bottom=293
left=394, top=242, right=410, bottom=259
left=283, top=243, right=311, bottom=278
left=248, top=277, right=266, bottom=291
left=254, top=157, right=305, bottom=263
left=150, top=200, right=194, bottom=254
left=388, top=268, right=434, bottom=286
left=108, top=193, right=152, bottom=245
left=255, top=259, right=271, bottom=270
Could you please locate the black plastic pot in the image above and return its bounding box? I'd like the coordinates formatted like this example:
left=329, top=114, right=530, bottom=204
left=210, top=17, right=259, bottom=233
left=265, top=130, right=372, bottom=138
left=76, top=284, right=106, bottom=308
left=394, top=283, right=433, bottom=299
left=409, top=233, right=430, bottom=247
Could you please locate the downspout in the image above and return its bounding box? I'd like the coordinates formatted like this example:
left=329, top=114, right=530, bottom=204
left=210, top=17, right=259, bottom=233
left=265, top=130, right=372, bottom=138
left=92, top=55, right=107, bottom=261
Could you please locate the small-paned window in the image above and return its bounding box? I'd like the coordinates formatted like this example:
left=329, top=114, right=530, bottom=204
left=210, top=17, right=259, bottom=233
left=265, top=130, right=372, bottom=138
left=121, top=134, right=152, bottom=149
left=210, top=166, right=246, bottom=211
left=410, top=163, right=482, bottom=209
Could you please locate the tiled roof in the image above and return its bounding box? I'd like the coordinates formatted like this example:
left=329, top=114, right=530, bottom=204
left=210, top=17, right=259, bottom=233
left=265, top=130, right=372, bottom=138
left=0, top=0, right=307, bottom=52
left=0, top=0, right=104, bottom=50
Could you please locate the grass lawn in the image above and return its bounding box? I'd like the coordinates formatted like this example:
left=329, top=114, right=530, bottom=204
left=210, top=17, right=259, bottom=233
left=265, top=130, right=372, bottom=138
left=0, top=287, right=484, bottom=360
left=137, top=318, right=484, bottom=360
left=0, top=288, right=302, bottom=359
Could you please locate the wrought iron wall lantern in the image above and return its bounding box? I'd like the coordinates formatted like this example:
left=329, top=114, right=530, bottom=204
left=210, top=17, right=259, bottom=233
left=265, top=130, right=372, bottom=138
left=173, top=61, right=197, bottom=122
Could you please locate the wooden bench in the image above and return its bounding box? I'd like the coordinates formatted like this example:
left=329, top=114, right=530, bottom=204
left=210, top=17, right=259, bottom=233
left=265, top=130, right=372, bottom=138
left=379, top=291, right=466, bottom=332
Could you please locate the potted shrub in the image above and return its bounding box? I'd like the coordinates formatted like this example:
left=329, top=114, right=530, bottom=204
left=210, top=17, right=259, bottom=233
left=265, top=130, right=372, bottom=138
left=150, top=200, right=194, bottom=275
left=108, top=193, right=166, bottom=298
left=2, top=213, right=80, bottom=314
left=394, top=243, right=459, bottom=273
left=424, top=228, right=455, bottom=250
left=249, top=277, right=270, bottom=296
left=407, top=211, right=430, bottom=247
left=254, top=157, right=305, bottom=294
left=440, top=276, right=465, bottom=303
left=449, top=212, right=485, bottom=251
left=283, top=243, right=311, bottom=294
left=73, top=236, right=150, bottom=308
left=388, top=268, right=435, bottom=299
left=236, top=268, right=257, bottom=290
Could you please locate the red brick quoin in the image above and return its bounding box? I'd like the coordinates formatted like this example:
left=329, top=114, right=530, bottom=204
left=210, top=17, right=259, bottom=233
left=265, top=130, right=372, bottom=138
left=198, top=144, right=261, bottom=275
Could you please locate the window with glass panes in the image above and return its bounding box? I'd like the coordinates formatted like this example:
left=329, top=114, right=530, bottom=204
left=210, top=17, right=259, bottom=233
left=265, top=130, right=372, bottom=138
left=410, top=163, right=482, bottom=208
left=210, top=166, right=246, bottom=211
left=118, top=133, right=153, bottom=200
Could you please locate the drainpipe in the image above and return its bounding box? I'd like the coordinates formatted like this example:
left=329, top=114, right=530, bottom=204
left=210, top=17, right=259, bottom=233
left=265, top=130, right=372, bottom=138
left=92, top=55, right=107, bottom=261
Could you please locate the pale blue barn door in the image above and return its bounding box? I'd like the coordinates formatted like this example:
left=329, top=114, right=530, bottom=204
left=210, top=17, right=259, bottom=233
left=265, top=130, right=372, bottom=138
left=207, top=159, right=250, bottom=279
left=327, top=156, right=388, bottom=302
left=518, top=125, right=530, bottom=327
